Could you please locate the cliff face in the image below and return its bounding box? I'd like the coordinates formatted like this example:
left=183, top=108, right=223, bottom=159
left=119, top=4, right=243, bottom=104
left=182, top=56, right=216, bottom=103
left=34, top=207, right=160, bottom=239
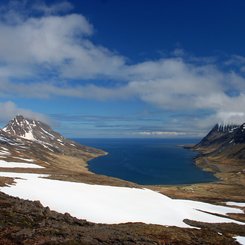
left=195, top=123, right=245, bottom=160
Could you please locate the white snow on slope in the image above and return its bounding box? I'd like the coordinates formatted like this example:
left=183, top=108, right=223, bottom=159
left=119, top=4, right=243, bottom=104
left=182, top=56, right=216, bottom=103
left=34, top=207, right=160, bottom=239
left=0, top=160, right=43, bottom=169
left=1, top=147, right=9, bottom=151
left=0, top=150, right=10, bottom=156
left=40, top=127, right=55, bottom=138
left=227, top=202, right=245, bottom=207
left=12, top=157, right=34, bottom=162
left=0, top=172, right=244, bottom=228
left=21, top=130, right=35, bottom=141
left=235, top=236, right=245, bottom=245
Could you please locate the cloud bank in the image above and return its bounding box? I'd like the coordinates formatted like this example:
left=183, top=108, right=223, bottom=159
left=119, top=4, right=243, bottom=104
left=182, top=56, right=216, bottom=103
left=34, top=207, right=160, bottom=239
left=0, top=1, right=245, bottom=133
left=0, top=101, right=49, bottom=124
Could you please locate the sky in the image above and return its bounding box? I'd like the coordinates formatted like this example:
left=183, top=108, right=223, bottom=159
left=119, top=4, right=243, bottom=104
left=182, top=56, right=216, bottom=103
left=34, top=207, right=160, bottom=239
left=0, top=0, right=245, bottom=138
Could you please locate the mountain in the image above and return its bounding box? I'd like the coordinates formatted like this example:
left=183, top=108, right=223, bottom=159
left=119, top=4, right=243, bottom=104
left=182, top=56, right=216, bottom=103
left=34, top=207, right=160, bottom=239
left=0, top=115, right=105, bottom=166
left=3, top=115, right=63, bottom=142
left=195, top=123, right=245, bottom=160
left=195, top=124, right=239, bottom=148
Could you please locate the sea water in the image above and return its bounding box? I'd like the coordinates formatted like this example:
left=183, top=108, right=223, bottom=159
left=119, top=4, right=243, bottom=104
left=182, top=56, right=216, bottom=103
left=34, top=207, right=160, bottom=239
left=74, top=138, right=216, bottom=185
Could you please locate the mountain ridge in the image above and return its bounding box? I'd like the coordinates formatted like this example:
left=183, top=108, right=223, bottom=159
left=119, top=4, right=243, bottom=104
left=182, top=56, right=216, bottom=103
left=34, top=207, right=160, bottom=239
left=0, top=115, right=106, bottom=172
left=195, top=122, right=245, bottom=160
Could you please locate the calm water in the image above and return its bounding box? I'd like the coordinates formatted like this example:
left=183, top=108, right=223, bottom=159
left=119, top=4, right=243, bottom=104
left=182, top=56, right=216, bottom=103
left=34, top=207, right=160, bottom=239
left=74, top=138, right=216, bottom=185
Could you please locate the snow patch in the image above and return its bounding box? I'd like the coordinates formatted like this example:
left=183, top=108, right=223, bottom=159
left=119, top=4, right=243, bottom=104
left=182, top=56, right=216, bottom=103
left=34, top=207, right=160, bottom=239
left=1, top=147, right=8, bottom=151
left=40, top=127, right=55, bottom=138
left=25, top=131, right=35, bottom=140
left=42, top=144, right=54, bottom=152
left=0, top=172, right=244, bottom=228
left=235, top=236, right=245, bottom=245
left=13, top=157, right=34, bottom=162
left=0, top=150, right=10, bottom=156
left=0, top=160, right=43, bottom=168
left=226, top=201, right=245, bottom=207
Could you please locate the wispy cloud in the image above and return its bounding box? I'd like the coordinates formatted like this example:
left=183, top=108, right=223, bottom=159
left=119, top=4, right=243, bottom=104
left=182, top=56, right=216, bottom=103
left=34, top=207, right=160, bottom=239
left=0, top=101, right=48, bottom=124
left=136, top=131, right=187, bottom=137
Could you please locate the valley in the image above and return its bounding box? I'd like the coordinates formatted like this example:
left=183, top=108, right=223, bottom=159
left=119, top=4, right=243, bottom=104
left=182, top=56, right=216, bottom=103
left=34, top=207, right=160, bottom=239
left=0, top=115, right=245, bottom=244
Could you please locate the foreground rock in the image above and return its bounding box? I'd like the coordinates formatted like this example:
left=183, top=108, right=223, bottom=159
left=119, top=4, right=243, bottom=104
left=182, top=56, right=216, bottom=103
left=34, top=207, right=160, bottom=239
left=0, top=191, right=242, bottom=245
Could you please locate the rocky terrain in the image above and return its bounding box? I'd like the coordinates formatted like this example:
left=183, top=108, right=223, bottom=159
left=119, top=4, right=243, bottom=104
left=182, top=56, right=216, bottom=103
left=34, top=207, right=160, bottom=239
left=0, top=191, right=243, bottom=245
left=194, top=123, right=245, bottom=160
left=0, top=116, right=245, bottom=244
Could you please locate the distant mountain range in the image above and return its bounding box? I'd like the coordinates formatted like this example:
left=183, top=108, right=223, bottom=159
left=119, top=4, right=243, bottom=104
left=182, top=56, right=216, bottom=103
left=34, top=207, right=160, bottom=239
left=0, top=115, right=104, bottom=164
left=195, top=123, right=245, bottom=160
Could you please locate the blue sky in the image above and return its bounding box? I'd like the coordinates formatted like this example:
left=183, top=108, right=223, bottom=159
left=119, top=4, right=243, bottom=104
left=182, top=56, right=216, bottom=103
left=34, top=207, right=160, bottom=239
left=0, top=0, right=245, bottom=137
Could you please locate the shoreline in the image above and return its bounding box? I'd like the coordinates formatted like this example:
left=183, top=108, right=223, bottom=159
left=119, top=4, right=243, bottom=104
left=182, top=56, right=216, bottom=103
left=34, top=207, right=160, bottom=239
left=0, top=143, right=245, bottom=244
left=149, top=147, right=245, bottom=206
left=65, top=142, right=245, bottom=214
left=1, top=141, right=245, bottom=203
left=62, top=142, right=245, bottom=205
left=84, top=142, right=219, bottom=187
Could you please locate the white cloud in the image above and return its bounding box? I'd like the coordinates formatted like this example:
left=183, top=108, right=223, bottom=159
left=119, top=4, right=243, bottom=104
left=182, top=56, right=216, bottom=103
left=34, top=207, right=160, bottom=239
left=137, top=131, right=187, bottom=137
left=0, top=1, right=245, bottom=133
left=0, top=101, right=48, bottom=124
left=0, top=8, right=126, bottom=80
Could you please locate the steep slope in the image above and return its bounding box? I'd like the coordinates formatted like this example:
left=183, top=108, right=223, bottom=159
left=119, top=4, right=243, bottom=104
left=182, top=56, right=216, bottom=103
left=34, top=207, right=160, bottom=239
left=0, top=115, right=105, bottom=170
left=234, top=123, right=245, bottom=144
left=195, top=123, right=245, bottom=160
left=2, top=115, right=104, bottom=156
left=195, top=124, right=239, bottom=148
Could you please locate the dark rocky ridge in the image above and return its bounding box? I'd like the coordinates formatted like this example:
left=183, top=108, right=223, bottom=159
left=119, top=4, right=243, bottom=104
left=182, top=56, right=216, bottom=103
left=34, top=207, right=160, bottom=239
left=195, top=123, right=245, bottom=160
left=195, top=124, right=239, bottom=148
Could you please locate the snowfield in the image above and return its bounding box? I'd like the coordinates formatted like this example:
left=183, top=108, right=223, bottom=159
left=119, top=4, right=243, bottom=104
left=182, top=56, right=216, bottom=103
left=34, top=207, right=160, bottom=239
left=0, top=160, right=43, bottom=169
left=226, top=201, right=245, bottom=207
left=235, top=236, right=245, bottom=245
left=0, top=171, right=244, bottom=228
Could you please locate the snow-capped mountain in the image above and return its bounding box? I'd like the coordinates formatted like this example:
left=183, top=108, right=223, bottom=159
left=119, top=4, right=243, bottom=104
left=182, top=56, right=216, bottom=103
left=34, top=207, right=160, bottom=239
left=3, top=115, right=64, bottom=142
left=196, top=123, right=239, bottom=148
left=216, top=123, right=239, bottom=133
left=0, top=115, right=105, bottom=165
left=195, top=122, right=245, bottom=159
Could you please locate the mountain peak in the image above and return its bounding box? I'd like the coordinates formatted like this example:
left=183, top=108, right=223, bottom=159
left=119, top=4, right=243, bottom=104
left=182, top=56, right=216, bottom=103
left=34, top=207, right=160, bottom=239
left=214, top=123, right=239, bottom=133
left=2, top=115, right=58, bottom=143
left=195, top=123, right=240, bottom=148
left=0, top=115, right=105, bottom=170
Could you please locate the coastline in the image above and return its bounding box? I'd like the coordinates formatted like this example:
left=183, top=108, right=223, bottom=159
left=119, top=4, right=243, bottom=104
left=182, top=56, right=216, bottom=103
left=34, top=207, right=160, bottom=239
left=149, top=147, right=245, bottom=210
left=52, top=141, right=245, bottom=211
left=0, top=142, right=245, bottom=244
left=55, top=142, right=245, bottom=204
